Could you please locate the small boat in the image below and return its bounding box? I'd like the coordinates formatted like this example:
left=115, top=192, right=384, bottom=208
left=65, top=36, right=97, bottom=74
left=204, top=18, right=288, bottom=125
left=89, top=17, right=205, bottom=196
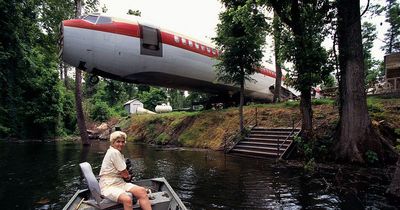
left=63, top=162, right=187, bottom=210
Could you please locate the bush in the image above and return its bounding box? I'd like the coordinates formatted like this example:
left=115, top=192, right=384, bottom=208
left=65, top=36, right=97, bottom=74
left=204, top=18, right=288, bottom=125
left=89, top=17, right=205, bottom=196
left=365, top=150, right=379, bottom=164
left=312, top=98, right=334, bottom=105
left=90, top=101, right=112, bottom=122
left=284, top=100, right=299, bottom=108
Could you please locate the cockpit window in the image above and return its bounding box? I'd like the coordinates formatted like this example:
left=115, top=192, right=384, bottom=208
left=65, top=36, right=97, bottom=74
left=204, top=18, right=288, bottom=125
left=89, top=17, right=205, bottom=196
left=83, top=15, right=98, bottom=23
left=96, top=16, right=112, bottom=24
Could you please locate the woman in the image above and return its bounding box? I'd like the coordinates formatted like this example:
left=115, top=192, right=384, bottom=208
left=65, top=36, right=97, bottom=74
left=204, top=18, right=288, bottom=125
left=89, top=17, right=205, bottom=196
left=99, top=131, right=152, bottom=210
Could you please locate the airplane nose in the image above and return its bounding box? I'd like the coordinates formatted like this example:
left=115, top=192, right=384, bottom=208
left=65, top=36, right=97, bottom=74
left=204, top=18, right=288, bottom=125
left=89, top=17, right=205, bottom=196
left=58, top=21, right=64, bottom=59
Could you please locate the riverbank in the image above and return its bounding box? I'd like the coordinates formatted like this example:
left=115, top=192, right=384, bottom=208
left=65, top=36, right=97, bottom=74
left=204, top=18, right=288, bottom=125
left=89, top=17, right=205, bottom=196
left=119, top=98, right=400, bottom=155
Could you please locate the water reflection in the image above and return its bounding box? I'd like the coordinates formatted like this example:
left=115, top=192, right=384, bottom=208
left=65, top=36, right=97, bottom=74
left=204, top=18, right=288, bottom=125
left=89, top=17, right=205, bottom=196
left=0, top=141, right=398, bottom=210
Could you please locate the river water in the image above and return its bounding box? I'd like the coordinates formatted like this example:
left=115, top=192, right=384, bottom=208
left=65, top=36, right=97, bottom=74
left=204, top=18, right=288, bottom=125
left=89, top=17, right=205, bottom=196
left=0, top=141, right=398, bottom=210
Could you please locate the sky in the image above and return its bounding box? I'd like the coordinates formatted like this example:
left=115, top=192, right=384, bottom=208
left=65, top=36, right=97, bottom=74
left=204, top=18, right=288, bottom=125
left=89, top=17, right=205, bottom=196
left=99, top=0, right=389, bottom=63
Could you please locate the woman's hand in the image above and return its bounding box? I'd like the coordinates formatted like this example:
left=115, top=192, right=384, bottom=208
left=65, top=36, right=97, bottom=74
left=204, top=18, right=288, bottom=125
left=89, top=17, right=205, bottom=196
left=120, top=169, right=130, bottom=179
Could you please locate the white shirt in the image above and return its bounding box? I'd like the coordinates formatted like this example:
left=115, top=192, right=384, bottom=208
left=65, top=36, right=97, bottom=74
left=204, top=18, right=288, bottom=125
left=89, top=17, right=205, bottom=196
left=99, top=146, right=126, bottom=188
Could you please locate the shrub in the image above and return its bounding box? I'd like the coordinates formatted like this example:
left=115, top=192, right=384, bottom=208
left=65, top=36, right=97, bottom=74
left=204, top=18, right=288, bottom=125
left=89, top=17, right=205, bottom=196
left=365, top=150, right=379, bottom=164
left=90, top=101, right=112, bottom=122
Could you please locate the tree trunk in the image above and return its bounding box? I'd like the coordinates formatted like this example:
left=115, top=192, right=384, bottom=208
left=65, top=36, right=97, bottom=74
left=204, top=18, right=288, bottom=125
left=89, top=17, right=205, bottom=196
left=239, top=78, right=244, bottom=132
left=74, top=0, right=89, bottom=146
left=300, top=88, right=312, bottom=139
left=273, top=58, right=282, bottom=103
left=387, top=158, right=400, bottom=197
left=75, top=69, right=89, bottom=145
left=273, top=12, right=282, bottom=103
left=64, top=63, right=68, bottom=87
left=335, top=0, right=382, bottom=163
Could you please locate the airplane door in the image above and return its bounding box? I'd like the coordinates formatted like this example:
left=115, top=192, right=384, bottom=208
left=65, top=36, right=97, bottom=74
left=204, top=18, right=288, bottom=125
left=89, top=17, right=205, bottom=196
left=140, top=25, right=163, bottom=57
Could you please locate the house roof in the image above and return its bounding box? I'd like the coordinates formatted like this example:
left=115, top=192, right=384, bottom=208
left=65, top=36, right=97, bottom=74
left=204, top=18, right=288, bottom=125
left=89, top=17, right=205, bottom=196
left=124, top=99, right=143, bottom=106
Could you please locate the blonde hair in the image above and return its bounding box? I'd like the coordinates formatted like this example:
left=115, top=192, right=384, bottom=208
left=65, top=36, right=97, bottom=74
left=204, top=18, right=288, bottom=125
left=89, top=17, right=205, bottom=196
left=110, top=131, right=127, bottom=143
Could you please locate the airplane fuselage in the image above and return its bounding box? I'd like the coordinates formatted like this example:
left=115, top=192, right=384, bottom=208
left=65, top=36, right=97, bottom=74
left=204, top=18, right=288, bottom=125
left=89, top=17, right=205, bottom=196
left=60, top=14, right=294, bottom=101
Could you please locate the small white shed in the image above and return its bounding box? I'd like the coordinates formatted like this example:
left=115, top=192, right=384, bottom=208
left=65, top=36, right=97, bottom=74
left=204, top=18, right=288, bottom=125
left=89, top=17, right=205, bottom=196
left=124, top=99, right=144, bottom=114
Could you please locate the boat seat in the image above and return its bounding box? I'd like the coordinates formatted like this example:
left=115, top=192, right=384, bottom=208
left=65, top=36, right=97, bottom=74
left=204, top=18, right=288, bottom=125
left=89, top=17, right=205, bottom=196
left=79, top=162, right=136, bottom=209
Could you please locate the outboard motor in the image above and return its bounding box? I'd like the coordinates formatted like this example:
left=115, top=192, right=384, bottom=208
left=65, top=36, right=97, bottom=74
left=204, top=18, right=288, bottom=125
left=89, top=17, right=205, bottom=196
left=124, top=158, right=134, bottom=182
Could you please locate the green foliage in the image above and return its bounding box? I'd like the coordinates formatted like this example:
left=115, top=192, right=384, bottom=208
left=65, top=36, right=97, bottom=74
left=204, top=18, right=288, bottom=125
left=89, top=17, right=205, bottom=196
left=127, top=9, right=141, bottom=16
left=395, top=139, right=400, bottom=153
left=320, top=74, right=336, bottom=89
left=0, top=1, right=72, bottom=139
left=284, top=100, right=300, bottom=108
left=266, top=1, right=334, bottom=93
left=367, top=98, right=384, bottom=112
left=294, top=134, right=333, bottom=163
left=294, top=136, right=314, bottom=160
left=213, top=0, right=268, bottom=85
left=89, top=101, right=112, bottom=122
left=312, top=99, right=334, bottom=105
left=304, top=158, right=316, bottom=172
left=381, top=1, right=400, bottom=53
left=137, top=87, right=168, bottom=111
left=59, top=86, right=77, bottom=135
left=155, top=133, right=170, bottom=144
left=395, top=128, right=400, bottom=136
left=362, top=21, right=382, bottom=89
left=365, top=150, right=379, bottom=164
left=168, top=89, right=189, bottom=110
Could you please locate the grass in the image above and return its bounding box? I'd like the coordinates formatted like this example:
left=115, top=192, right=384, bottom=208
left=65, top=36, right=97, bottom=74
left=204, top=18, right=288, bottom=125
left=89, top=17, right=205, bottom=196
left=120, top=97, right=399, bottom=150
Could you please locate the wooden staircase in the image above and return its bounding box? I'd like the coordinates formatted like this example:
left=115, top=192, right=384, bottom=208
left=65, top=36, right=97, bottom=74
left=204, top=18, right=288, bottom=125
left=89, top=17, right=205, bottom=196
left=229, top=127, right=301, bottom=159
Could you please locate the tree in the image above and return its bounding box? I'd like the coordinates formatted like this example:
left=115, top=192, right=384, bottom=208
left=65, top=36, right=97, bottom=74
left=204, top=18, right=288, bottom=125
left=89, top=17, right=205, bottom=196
left=168, top=89, right=188, bottom=110
left=388, top=155, right=400, bottom=197
left=214, top=0, right=267, bottom=131
left=127, top=9, right=141, bottom=16
left=0, top=0, right=70, bottom=139
left=382, top=0, right=400, bottom=53
left=266, top=0, right=333, bottom=140
left=137, top=87, right=167, bottom=111
left=334, top=0, right=397, bottom=164
left=361, top=22, right=380, bottom=89
left=74, top=0, right=89, bottom=145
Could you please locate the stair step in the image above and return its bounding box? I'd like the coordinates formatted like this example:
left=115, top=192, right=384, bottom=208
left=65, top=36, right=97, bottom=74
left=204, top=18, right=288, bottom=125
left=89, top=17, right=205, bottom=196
left=253, top=127, right=301, bottom=132
left=248, top=134, right=295, bottom=139
left=230, top=148, right=282, bottom=157
left=244, top=137, right=292, bottom=143
left=234, top=145, right=287, bottom=153
left=229, top=127, right=299, bottom=159
left=238, top=141, right=290, bottom=148
left=228, top=153, right=276, bottom=159
left=250, top=130, right=298, bottom=135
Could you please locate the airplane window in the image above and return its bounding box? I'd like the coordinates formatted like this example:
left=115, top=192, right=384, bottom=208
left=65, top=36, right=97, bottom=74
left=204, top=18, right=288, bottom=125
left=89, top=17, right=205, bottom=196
left=188, top=40, right=193, bottom=47
left=195, top=43, right=200, bottom=49
left=181, top=38, right=187, bottom=45
left=174, top=35, right=180, bottom=43
left=97, top=16, right=112, bottom=24
left=83, top=15, right=98, bottom=24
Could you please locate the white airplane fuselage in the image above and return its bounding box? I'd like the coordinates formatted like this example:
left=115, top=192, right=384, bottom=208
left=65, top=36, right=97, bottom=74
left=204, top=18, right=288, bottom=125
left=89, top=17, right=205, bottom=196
left=61, top=14, right=295, bottom=101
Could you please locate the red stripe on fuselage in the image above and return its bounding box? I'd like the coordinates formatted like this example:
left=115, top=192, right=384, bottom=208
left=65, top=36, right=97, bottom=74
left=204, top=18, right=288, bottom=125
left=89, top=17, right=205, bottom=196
left=63, top=19, right=281, bottom=80
left=63, top=19, right=140, bottom=37
left=160, top=32, right=218, bottom=58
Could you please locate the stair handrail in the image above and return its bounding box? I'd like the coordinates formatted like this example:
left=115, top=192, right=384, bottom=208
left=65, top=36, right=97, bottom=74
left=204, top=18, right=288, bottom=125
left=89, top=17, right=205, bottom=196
left=277, top=119, right=302, bottom=158
left=224, top=107, right=258, bottom=153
